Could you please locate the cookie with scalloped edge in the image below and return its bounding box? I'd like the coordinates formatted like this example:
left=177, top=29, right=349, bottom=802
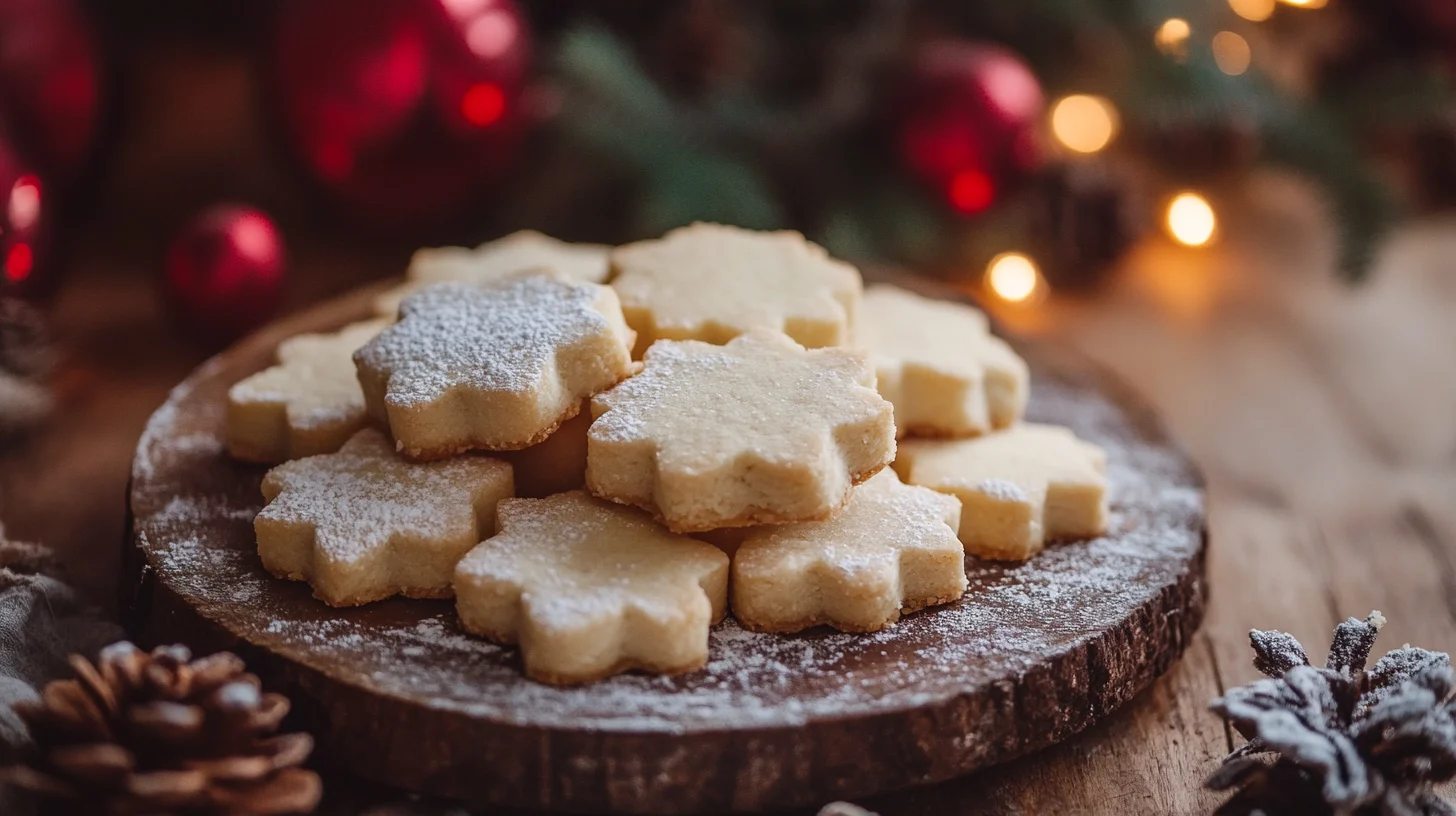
left=894, top=422, right=1107, bottom=561
left=354, top=274, right=635, bottom=459
left=454, top=491, right=729, bottom=685
left=226, top=319, right=389, bottom=463
left=731, top=469, right=965, bottom=633
left=587, top=329, right=895, bottom=532
left=255, top=428, right=514, bottom=607
left=374, top=231, right=611, bottom=318
left=859, top=285, right=1028, bottom=437
left=609, top=223, right=862, bottom=357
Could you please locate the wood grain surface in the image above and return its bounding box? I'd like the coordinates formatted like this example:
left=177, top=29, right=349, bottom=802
left=3, top=177, right=1455, bottom=813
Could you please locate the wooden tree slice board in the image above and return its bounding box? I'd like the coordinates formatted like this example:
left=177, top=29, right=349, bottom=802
left=123, top=278, right=1206, bottom=814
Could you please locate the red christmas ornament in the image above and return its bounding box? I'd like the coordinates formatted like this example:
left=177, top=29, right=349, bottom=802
left=165, top=206, right=287, bottom=345
left=0, top=130, right=49, bottom=301
left=273, top=0, right=531, bottom=232
left=0, top=0, right=103, bottom=179
left=896, top=41, right=1045, bottom=216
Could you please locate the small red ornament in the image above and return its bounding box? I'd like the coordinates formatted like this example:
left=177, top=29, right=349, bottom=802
left=164, top=206, right=287, bottom=345
left=0, top=130, right=50, bottom=301
left=896, top=41, right=1044, bottom=216
left=272, top=0, right=531, bottom=232
left=0, top=0, right=103, bottom=179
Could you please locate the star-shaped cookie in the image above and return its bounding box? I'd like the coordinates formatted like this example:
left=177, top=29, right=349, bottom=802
left=587, top=329, right=896, bottom=532
left=731, top=470, right=966, bottom=634
left=453, top=491, right=729, bottom=685
left=255, top=428, right=514, bottom=607
left=354, top=274, right=636, bottom=459
left=608, top=223, right=862, bottom=357
left=859, top=285, right=1028, bottom=437
left=227, top=319, right=388, bottom=463
left=894, top=423, right=1108, bottom=561
left=373, top=231, right=611, bottom=318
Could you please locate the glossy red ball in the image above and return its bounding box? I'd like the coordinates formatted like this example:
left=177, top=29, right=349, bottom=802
left=0, top=0, right=102, bottom=179
left=165, top=206, right=287, bottom=345
left=897, top=41, right=1044, bottom=215
left=273, top=0, right=531, bottom=232
left=0, top=132, right=49, bottom=300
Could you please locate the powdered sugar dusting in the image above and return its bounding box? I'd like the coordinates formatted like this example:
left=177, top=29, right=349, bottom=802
left=132, top=330, right=1205, bottom=735
left=356, top=276, right=618, bottom=406
left=977, top=477, right=1028, bottom=502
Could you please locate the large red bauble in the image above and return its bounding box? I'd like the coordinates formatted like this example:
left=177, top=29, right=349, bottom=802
left=273, top=0, right=531, bottom=232
left=164, top=206, right=287, bottom=345
left=0, top=131, right=49, bottom=301
left=896, top=41, right=1044, bottom=216
left=0, top=0, right=102, bottom=179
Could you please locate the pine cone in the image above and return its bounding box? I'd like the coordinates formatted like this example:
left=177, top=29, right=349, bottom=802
left=1, top=642, right=321, bottom=815
left=1208, top=612, right=1456, bottom=816
left=1025, top=162, right=1145, bottom=293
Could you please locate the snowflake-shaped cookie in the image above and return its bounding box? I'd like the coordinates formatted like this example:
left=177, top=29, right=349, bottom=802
left=226, top=319, right=388, bottom=463
left=731, top=470, right=966, bottom=633
left=354, top=274, right=636, bottom=459
left=453, top=491, right=729, bottom=685
left=587, top=329, right=896, bottom=532
left=894, top=422, right=1107, bottom=561
left=609, top=223, right=862, bottom=357
left=859, top=285, right=1028, bottom=437
left=255, top=428, right=514, bottom=607
left=374, top=231, right=611, bottom=317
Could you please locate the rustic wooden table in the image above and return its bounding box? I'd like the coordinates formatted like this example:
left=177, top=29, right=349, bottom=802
left=3, top=176, right=1453, bottom=814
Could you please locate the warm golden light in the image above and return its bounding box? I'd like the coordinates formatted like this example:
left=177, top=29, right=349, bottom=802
left=1279, top=0, right=1327, bottom=7
left=985, top=253, right=1043, bottom=303
left=1229, top=0, right=1275, bottom=21
left=1155, top=18, right=1191, bottom=57
left=1165, top=193, right=1217, bottom=247
left=1212, top=31, right=1252, bottom=75
left=1050, top=95, right=1119, bottom=154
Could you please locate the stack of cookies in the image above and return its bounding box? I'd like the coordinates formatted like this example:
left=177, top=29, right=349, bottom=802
left=227, top=224, right=1109, bottom=686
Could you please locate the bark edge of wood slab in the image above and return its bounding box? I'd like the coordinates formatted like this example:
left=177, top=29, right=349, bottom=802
left=123, top=276, right=1207, bottom=814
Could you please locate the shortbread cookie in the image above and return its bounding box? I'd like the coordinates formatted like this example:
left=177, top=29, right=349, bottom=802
left=860, top=285, right=1028, bottom=437
left=255, top=428, right=514, bottom=607
left=454, top=491, right=729, bottom=685
left=894, top=423, right=1107, bottom=561
left=731, top=470, right=966, bottom=634
left=587, top=329, right=896, bottom=532
left=609, top=223, right=862, bottom=356
left=226, top=319, right=389, bottom=463
left=498, top=400, right=591, bottom=498
left=374, top=231, right=611, bottom=317
left=354, top=274, right=636, bottom=459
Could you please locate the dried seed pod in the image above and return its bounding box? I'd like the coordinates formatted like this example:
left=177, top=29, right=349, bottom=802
left=0, top=642, right=321, bottom=815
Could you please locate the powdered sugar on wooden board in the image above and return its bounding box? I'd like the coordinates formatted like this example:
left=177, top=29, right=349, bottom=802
left=131, top=340, right=1204, bottom=734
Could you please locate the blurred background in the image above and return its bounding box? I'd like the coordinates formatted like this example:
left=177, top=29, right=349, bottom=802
left=0, top=0, right=1454, bottom=638
left=0, top=2, right=1455, bottom=812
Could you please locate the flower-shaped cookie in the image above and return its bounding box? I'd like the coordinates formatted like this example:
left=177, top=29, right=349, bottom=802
left=731, top=470, right=966, bottom=633
left=894, top=422, right=1108, bottom=561
left=374, top=231, right=611, bottom=318
left=227, top=319, right=388, bottom=463
left=609, top=223, right=862, bottom=357
left=859, top=285, right=1028, bottom=437
left=453, top=491, right=729, bottom=685
left=255, top=428, right=514, bottom=607
left=587, top=329, right=896, bottom=532
left=354, top=274, right=635, bottom=459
